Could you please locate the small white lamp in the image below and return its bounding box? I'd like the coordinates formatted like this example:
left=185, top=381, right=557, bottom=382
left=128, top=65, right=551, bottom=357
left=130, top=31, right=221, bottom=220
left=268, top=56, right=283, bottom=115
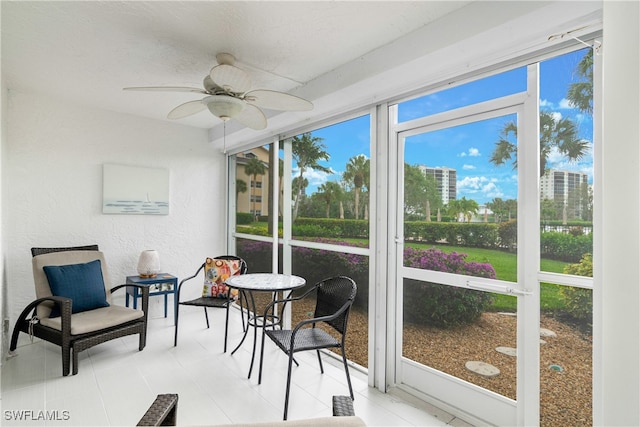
left=137, top=250, right=160, bottom=278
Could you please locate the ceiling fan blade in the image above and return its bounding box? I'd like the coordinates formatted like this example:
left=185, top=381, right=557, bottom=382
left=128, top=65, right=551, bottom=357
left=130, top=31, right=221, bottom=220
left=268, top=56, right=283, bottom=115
left=210, top=64, right=252, bottom=93
left=232, top=104, right=267, bottom=130
left=202, top=76, right=220, bottom=93
left=244, top=90, right=313, bottom=111
left=124, top=86, right=208, bottom=94
left=167, top=100, right=207, bottom=119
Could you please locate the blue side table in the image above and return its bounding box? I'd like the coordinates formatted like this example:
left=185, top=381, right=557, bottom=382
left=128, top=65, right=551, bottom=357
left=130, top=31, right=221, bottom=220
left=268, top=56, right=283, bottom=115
left=126, top=274, right=178, bottom=321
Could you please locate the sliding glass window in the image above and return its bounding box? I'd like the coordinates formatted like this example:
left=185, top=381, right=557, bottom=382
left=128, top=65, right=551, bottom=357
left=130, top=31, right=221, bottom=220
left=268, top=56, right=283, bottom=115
left=231, top=115, right=372, bottom=369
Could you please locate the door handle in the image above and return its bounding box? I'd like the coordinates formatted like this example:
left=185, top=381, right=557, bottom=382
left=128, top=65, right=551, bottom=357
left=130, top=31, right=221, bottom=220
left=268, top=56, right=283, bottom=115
left=467, top=280, right=532, bottom=296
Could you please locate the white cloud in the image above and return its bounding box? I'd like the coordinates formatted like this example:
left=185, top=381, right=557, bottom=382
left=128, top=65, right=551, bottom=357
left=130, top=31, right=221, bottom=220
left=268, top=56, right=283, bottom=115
left=540, top=99, right=554, bottom=108
left=458, top=176, right=487, bottom=191
left=550, top=111, right=563, bottom=122
left=463, top=164, right=475, bottom=170
left=459, top=148, right=480, bottom=157
left=291, top=167, right=338, bottom=189
left=559, top=98, right=573, bottom=109
left=482, top=182, right=504, bottom=198
left=458, top=176, right=504, bottom=199
left=546, top=146, right=564, bottom=166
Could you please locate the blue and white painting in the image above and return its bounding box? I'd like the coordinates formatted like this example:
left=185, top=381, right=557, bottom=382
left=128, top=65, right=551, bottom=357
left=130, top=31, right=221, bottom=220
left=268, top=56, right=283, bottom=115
left=103, top=164, right=170, bottom=215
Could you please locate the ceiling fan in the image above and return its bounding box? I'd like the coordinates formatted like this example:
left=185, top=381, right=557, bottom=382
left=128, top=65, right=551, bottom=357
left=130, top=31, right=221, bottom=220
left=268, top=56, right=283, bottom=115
left=124, top=53, right=313, bottom=130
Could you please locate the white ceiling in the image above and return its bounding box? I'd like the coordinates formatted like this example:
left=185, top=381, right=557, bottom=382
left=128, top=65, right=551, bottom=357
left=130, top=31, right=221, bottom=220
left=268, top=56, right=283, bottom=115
left=1, top=1, right=472, bottom=130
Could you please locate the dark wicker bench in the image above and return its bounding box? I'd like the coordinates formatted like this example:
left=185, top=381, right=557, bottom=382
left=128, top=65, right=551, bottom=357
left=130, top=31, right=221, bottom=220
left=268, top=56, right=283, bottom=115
left=137, top=394, right=356, bottom=426
left=137, top=394, right=178, bottom=426
left=332, top=395, right=356, bottom=416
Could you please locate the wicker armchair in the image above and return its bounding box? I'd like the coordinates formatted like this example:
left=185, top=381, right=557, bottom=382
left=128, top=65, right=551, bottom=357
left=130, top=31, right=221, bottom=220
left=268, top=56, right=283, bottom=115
left=258, top=276, right=357, bottom=420
left=174, top=255, right=248, bottom=350
left=9, top=245, right=149, bottom=376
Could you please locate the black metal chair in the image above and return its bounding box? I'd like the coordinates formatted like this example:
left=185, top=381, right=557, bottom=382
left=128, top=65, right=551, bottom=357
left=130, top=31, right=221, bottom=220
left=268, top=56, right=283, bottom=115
left=10, top=245, right=149, bottom=376
left=258, top=276, right=357, bottom=420
left=173, top=255, right=247, bottom=350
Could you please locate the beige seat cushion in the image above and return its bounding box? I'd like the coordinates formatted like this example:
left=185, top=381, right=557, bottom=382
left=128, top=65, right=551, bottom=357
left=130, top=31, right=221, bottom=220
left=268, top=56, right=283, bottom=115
left=40, top=305, right=143, bottom=335
left=32, top=250, right=113, bottom=319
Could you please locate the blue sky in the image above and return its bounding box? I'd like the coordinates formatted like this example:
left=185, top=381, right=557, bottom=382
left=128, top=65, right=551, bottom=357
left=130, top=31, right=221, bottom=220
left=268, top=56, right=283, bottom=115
left=292, top=48, right=593, bottom=205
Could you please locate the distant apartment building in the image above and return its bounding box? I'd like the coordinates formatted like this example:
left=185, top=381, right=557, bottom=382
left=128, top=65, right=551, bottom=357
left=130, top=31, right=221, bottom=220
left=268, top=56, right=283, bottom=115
left=540, top=169, right=589, bottom=218
left=235, top=147, right=270, bottom=217
left=418, top=165, right=457, bottom=204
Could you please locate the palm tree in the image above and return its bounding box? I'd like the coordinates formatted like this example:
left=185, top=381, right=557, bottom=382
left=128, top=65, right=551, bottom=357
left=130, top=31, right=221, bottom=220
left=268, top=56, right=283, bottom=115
left=291, top=133, right=331, bottom=221
left=236, top=179, right=247, bottom=204
left=566, top=49, right=593, bottom=114
left=317, top=181, right=342, bottom=218
left=485, top=197, right=517, bottom=222
left=486, top=198, right=505, bottom=223
left=267, top=151, right=284, bottom=235
left=343, top=155, right=370, bottom=220
left=403, top=163, right=428, bottom=218
left=292, top=176, right=309, bottom=195
left=423, top=174, right=441, bottom=221
left=490, top=111, right=589, bottom=177
left=505, top=199, right=517, bottom=221
left=446, top=199, right=463, bottom=222
left=244, top=157, right=267, bottom=220
left=278, top=158, right=284, bottom=217
left=459, top=197, right=479, bottom=223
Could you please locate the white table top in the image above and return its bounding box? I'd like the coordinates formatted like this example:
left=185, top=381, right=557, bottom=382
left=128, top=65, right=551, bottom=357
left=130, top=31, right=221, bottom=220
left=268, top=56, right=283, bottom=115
left=225, top=273, right=306, bottom=292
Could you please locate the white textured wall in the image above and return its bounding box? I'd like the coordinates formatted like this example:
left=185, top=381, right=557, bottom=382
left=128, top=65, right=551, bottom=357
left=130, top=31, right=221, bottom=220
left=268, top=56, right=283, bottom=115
left=1, top=80, right=7, bottom=361
left=597, top=1, right=640, bottom=425
left=4, top=90, right=226, bottom=328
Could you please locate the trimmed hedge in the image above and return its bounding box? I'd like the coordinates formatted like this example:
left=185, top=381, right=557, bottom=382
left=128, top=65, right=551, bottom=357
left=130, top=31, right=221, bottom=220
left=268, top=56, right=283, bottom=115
left=236, top=212, right=254, bottom=225
left=498, top=220, right=517, bottom=250
left=540, top=231, right=592, bottom=262
left=236, top=225, right=270, bottom=236
left=404, top=221, right=499, bottom=248
left=239, top=217, right=592, bottom=263
left=293, top=218, right=369, bottom=239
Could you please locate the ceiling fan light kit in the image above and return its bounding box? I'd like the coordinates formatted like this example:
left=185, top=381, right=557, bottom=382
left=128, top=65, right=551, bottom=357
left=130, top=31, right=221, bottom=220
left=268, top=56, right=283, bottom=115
left=204, top=95, right=245, bottom=120
left=124, top=53, right=313, bottom=130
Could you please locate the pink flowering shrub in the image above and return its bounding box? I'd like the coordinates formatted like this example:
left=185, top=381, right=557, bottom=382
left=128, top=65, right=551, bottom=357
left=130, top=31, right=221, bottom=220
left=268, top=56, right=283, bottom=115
left=403, top=247, right=496, bottom=328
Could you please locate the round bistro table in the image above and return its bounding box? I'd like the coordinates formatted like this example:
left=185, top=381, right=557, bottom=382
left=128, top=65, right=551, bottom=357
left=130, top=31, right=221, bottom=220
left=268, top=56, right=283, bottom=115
left=225, top=273, right=306, bottom=379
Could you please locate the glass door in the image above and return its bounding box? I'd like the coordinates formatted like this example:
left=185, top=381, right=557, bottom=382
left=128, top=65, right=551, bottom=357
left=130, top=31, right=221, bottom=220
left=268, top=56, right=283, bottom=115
left=388, top=48, right=595, bottom=426
left=392, top=86, right=537, bottom=425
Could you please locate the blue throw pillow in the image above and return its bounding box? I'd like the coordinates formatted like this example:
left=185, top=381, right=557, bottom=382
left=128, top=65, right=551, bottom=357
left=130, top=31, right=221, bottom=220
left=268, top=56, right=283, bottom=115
left=43, top=259, right=110, bottom=317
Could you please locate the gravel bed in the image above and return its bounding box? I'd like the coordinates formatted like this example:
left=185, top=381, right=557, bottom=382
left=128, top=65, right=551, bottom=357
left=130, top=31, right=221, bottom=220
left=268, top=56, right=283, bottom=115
left=287, top=300, right=592, bottom=427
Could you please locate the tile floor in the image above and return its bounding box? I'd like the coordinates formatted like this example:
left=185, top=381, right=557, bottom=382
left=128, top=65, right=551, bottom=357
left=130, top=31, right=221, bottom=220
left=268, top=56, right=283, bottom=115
left=1, top=304, right=473, bottom=426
